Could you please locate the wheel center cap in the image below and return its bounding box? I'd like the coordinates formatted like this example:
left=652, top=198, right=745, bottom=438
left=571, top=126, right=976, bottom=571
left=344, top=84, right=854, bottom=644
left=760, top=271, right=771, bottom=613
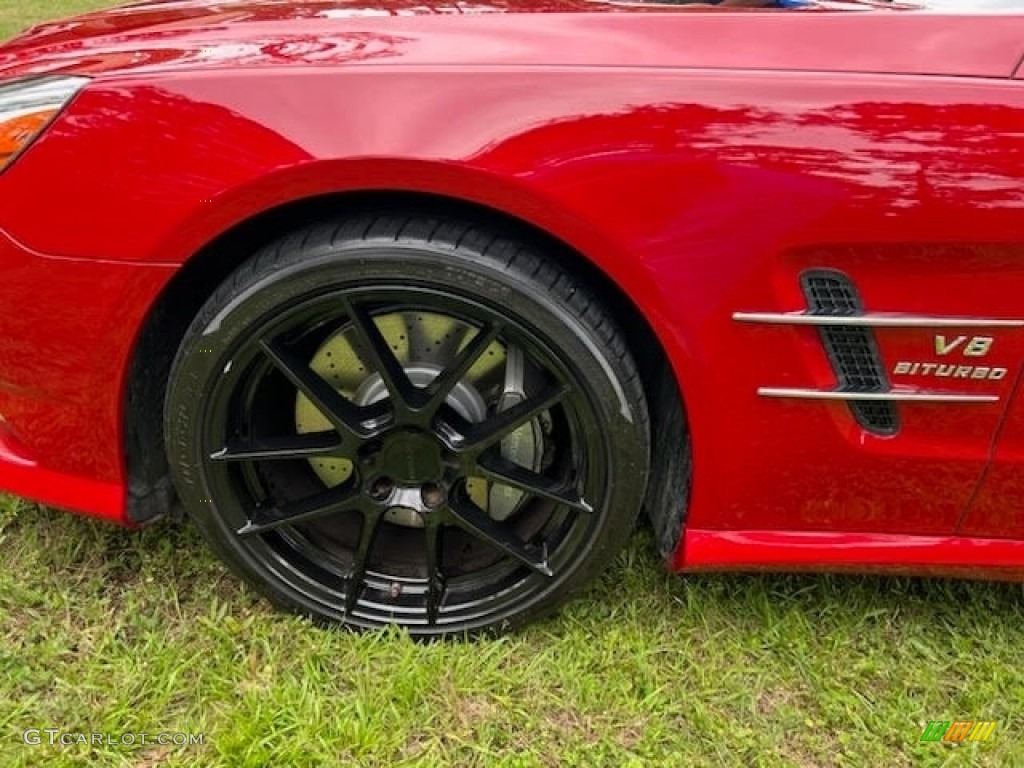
left=378, top=432, right=443, bottom=484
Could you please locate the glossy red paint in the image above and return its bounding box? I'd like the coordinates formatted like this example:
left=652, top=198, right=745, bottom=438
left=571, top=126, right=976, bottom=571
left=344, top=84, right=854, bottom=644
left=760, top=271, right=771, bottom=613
left=680, top=529, right=1024, bottom=580
left=0, top=227, right=177, bottom=487
left=1, top=2, right=1024, bottom=577
left=0, top=418, right=122, bottom=519
left=958, top=375, right=1024, bottom=540
left=2, top=5, right=1022, bottom=81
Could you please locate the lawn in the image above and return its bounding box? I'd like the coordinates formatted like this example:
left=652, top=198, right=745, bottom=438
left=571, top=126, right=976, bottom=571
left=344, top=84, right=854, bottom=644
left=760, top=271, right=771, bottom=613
left=2, top=2, right=1024, bottom=766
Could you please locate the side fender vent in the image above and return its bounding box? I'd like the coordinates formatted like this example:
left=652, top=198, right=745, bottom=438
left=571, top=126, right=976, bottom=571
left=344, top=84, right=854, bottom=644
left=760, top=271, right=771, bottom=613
left=801, top=271, right=899, bottom=435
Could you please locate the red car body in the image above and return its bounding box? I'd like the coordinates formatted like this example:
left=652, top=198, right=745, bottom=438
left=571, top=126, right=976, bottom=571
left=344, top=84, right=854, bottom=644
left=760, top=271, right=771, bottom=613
left=3, top=0, right=1024, bottom=577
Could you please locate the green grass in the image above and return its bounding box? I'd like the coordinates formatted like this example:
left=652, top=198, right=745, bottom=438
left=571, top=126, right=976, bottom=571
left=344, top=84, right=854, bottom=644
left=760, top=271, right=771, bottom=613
left=0, top=1, right=119, bottom=39
left=3, top=498, right=1024, bottom=767
left=3, top=1, right=1024, bottom=766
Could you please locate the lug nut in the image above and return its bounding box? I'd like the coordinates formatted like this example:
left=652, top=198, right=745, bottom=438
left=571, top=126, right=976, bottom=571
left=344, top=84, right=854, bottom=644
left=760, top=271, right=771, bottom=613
left=421, top=483, right=445, bottom=509
left=369, top=476, right=395, bottom=501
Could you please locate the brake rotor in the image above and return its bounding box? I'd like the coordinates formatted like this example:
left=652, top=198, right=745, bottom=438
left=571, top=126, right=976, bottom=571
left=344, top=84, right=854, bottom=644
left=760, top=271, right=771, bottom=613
left=294, top=310, right=544, bottom=525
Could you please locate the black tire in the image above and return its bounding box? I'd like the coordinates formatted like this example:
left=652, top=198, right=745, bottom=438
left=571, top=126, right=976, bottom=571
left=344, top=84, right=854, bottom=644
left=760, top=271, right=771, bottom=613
left=164, top=213, right=650, bottom=636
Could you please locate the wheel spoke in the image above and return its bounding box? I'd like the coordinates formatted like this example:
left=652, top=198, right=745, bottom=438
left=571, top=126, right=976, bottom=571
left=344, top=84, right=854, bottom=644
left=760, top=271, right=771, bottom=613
left=345, top=507, right=384, bottom=616
left=455, top=384, right=570, bottom=453
left=476, top=454, right=593, bottom=514
left=342, top=298, right=418, bottom=410
left=422, top=321, right=501, bottom=412
left=210, top=431, right=343, bottom=462
left=237, top=484, right=362, bottom=537
left=424, top=520, right=445, bottom=625
left=259, top=338, right=371, bottom=439
left=447, top=494, right=553, bottom=577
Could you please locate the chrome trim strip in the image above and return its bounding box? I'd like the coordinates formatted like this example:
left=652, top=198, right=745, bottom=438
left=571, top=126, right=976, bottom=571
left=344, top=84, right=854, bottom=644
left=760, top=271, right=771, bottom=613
left=733, top=312, right=1024, bottom=328
left=758, top=387, right=999, bottom=404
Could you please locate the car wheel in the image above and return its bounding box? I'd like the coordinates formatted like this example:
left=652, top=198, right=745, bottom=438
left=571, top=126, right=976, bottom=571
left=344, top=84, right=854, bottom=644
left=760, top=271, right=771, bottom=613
left=165, top=214, right=650, bottom=636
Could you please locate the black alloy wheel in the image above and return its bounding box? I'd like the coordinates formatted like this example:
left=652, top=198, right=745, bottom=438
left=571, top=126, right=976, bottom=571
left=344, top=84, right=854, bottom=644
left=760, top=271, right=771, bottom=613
left=165, top=214, right=650, bottom=636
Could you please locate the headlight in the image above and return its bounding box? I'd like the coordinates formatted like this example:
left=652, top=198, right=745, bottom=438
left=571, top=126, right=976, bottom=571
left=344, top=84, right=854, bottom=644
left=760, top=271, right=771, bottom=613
left=0, top=75, right=88, bottom=172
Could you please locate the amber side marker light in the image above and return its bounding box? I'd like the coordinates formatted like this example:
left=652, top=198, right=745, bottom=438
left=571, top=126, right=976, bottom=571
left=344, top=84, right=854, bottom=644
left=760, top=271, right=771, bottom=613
left=0, top=76, right=88, bottom=172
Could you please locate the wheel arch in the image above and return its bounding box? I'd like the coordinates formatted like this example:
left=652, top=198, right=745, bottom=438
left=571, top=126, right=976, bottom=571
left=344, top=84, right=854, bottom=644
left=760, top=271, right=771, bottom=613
left=125, top=190, right=691, bottom=558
